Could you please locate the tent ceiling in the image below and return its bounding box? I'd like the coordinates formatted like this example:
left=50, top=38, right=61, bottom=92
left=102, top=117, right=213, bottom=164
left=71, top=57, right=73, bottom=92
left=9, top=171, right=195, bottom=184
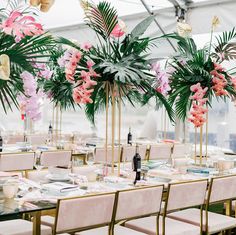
left=39, top=0, right=210, bottom=29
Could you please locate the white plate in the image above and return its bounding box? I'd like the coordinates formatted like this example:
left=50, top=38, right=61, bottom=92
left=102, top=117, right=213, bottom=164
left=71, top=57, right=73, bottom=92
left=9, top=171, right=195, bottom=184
left=46, top=174, right=70, bottom=182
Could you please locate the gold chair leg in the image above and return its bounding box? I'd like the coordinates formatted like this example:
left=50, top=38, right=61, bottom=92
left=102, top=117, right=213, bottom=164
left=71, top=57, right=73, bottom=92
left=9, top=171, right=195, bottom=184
left=32, top=211, right=41, bottom=235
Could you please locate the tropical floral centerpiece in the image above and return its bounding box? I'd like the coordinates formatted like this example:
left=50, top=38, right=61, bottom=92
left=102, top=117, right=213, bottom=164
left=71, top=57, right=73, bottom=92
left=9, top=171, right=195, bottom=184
left=45, top=0, right=173, bottom=174
left=164, top=17, right=236, bottom=128
left=50, top=0, right=173, bottom=124
left=0, top=1, right=54, bottom=121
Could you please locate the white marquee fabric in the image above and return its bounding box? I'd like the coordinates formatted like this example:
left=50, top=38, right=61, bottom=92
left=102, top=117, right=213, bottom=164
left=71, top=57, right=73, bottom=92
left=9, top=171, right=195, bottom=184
left=43, top=0, right=236, bottom=57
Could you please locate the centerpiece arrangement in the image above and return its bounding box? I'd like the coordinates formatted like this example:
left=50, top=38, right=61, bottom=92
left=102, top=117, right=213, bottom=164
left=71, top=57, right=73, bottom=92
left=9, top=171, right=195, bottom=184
left=45, top=0, right=173, bottom=174
left=164, top=17, right=236, bottom=163
left=0, top=1, right=55, bottom=123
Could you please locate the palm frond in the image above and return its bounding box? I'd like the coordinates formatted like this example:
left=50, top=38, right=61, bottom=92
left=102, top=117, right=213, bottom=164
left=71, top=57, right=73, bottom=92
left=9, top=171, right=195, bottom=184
left=213, top=28, right=236, bottom=61
left=83, top=1, right=118, bottom=40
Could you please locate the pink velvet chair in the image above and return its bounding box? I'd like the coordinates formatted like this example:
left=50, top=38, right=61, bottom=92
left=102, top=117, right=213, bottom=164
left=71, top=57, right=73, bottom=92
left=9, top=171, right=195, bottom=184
left=125, top=180, right=208, bottom=235
left=149, top=143, right=173, bottom=160
left=0, top=152, right=35, bottom=171
left=42, top=192, right=116, bottom=234
left=94, top=147, right=121, bottom=164
left=77, top=185, right=164, bottom=235
left=40, top=150, right=72, bottom=167
left=167, top=175, right=236, bottom=234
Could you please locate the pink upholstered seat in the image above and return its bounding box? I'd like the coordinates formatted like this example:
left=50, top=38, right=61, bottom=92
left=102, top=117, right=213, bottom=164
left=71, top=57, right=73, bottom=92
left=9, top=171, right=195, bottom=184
left=126, top=215, right=200, bottom=235
left=167, top=175, right=236, bottom=234
left=0, top=219, right=51, bottom=235
left=149, top=143, right=173, bottom=160
left=0, top=152, right=35, bottom=171
left=94, top=147, right=121, bottom=163
left=125, top=180, right=208, bottom=235
left=74, top=185, right=164, bottom=235
left=168, top=208, right=236, bottom=233
left=40, top=150, right=72, bottom=167
left=76, top=225, right=147, bottom=235
left=52, top=193, right=116, bottom=234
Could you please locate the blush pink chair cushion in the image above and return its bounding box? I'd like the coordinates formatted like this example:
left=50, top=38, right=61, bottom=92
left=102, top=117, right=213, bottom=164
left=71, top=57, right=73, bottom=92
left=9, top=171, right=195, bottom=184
left=76, top=225, right=147, bottom=235
left=0, top=152, right=35, bottom=171
left=56, top=194, right=115, bottom=233
left=116, top=186, right=163, bottom=221
left=168, top=208, right=236, bottom=233
left=40, top=150, right=72, bottom=167
left=167, top=180, right=208, bottom=211
left=125, top=215, right=200, bottom=235
left=0, top=219, right=51, bottom=235
left=149, top=143, right=172, bottom=160
left=209, top=175, right=236, bottom=203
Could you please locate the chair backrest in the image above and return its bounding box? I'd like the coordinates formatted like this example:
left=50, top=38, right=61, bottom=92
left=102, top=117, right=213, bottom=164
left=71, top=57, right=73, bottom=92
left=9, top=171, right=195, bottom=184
left=149, top=143, right=173, bottom=160
left=94, top=147, right=121, bottom=163
left=166, top=180, right=208, bottom=212
left=26, top=169, right=49, bottom=182
left=122, top=145, right=147, bottom=162
left=172, top=144, right=186, bottom=159
left=208, top=175, right=236, bottom=203
left=7, top=134, right=24, bottom=144
left=27, top=134, right=47, bottom=145
left=54, top=193, right=116, bottom=234
left=0, top=152, right=35, bottom=171
left=115, top=185, right=163, bottom=222
left=40, top=150, right=72, bottom=167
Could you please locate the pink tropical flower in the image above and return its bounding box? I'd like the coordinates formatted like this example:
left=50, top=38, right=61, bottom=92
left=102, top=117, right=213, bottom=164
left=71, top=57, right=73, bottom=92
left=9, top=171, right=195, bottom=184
left=18, top=71, right=43, bottom=121
left=231, top=77, right=236, bottom=89
left=34, top=63, right=53, bottom=80
left=188, top=84, right=208, bottom=128
left=86, top=60, right=95, bottom=69
left=0, top=11, right=44, bottom=42
left=152, top=62, right=171, bottom=96
left=211, top=63, right=228, bottom=96
left=110, top=19, right=126, bottom=38
left=81, top=42, right=92, bottom=51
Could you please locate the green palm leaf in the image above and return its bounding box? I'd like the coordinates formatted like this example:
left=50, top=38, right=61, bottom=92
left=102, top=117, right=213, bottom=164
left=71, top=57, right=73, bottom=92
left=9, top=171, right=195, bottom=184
left=83, top=1, right=118, bottom=40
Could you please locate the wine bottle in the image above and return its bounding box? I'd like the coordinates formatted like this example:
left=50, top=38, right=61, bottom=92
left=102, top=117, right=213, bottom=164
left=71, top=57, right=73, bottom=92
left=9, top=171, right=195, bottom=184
left=48, top=121, right=53, bottom=144
left=0, top=132, right=2, bottom=152
left=127, top=127, right=132, bottom=145
left=48, top=121, right=53, bottom=135
left=132, top=144, right=141, bottom=184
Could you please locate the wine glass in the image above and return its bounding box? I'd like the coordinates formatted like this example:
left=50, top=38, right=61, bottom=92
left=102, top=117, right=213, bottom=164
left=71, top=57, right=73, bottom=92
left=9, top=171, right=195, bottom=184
left=86, top=151, right=95, bottom=166
left=34, top=151, right=43, bottom=171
